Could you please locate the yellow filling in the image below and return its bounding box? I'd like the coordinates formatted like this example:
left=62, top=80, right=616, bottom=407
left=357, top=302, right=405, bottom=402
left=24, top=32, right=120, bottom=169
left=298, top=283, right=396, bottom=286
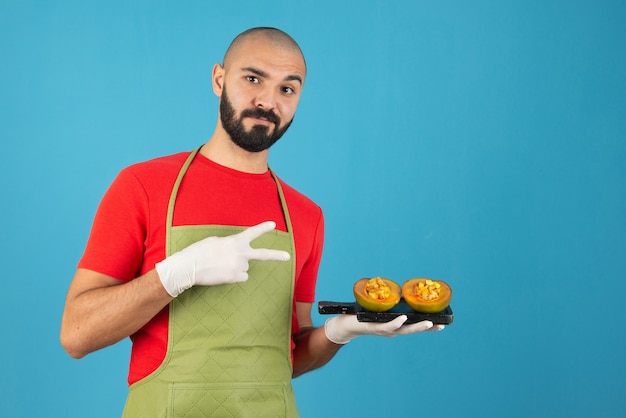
left=415, top=279, right=441, bottom=301
left=365, top=277, right=392, bottom=300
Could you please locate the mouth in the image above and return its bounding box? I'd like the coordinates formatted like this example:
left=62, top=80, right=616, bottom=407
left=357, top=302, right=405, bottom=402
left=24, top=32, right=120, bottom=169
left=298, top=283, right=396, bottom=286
left=247, top=116, right=274, bottom=127
left=241, top=108, right=280, bottom=128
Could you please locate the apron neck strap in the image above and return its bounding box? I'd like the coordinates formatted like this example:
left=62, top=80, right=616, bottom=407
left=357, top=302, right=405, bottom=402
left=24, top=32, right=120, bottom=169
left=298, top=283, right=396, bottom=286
left=164, top=147, right=294, bottom=256
left=165, top=147, right=200, bottom=256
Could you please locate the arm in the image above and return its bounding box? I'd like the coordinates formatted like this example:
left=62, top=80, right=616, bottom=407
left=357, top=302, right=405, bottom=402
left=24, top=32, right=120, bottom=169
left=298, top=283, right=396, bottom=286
left=291, top=302, right=445, bottom=378
left=292, top=302, right=342, bottom=378
left=59, top=167, right=173, bottom=359
left=61, top=222, right=289, bottom=359
left=60, top=268, right=173, bottom=359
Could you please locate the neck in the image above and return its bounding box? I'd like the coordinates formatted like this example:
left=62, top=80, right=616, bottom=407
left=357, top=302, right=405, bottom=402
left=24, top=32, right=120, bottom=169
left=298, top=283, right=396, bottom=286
left=200, top=129, right=270, bottom=174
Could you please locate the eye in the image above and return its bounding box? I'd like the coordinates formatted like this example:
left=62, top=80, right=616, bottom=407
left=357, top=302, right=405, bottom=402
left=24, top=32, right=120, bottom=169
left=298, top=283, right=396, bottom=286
left=246, top=76, right=260, bottom=84
left=282, top=86, right=296, bottom=95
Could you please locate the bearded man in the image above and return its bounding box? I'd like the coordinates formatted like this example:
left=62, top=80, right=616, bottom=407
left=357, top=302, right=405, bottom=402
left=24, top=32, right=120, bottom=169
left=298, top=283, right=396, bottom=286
left=60, top=27, right=439, bottom=417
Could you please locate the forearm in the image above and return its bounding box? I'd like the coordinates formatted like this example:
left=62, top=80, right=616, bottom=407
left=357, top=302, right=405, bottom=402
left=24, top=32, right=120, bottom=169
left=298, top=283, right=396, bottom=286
left=292, top=326, right=342, bottom=378
left=60, top=268, right=173, bottom=358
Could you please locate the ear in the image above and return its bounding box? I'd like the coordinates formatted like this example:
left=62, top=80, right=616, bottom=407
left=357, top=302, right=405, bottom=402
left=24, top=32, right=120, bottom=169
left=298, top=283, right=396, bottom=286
left=212, top=63, right=225, bottom=96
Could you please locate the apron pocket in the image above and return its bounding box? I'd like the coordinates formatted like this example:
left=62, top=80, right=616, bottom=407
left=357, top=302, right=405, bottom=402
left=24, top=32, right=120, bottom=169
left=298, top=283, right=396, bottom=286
left=168, top=382, right=298, bottom=418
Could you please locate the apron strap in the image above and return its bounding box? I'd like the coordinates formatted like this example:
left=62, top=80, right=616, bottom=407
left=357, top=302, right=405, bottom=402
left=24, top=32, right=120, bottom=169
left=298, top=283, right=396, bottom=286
left=165, top=147, right=295, bottom=257
left=165, top=147, right=200, bottom=256
left=269, top=167, right=296, bottom=265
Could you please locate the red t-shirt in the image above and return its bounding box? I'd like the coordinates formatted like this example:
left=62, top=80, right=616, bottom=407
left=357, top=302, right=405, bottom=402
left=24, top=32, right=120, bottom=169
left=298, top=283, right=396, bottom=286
left=78, top=151, right=324, bottom=385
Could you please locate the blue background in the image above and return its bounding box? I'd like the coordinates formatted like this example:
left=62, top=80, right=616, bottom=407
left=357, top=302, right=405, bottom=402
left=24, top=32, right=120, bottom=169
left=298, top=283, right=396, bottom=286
left=2, top=1, right=625, bottom=417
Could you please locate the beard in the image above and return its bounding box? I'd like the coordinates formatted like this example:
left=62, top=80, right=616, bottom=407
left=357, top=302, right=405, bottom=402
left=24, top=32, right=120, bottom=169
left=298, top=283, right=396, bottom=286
left=219, top=85, right=294, bottom=153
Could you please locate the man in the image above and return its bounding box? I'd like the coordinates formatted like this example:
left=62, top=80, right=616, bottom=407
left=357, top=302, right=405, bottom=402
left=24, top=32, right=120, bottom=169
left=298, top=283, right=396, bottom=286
left=60, top=27, right=442, bottom=417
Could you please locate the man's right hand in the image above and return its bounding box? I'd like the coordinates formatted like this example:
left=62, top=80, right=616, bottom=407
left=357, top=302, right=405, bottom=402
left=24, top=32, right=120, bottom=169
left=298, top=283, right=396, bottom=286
left=155, top=221, right=290, bottom=297
left=324, top=314, right=443, bottom=344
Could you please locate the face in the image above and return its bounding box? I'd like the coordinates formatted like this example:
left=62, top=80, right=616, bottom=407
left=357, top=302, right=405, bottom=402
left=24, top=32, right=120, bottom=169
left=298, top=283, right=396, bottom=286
left=214, top=37, right=306, bottom=153
left=220, top=83, right=293, bottom=152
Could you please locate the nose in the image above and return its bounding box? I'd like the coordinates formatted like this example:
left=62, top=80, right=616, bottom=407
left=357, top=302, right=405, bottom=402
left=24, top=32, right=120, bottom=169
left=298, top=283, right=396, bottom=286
left=253, top=86, right=276, bottom=110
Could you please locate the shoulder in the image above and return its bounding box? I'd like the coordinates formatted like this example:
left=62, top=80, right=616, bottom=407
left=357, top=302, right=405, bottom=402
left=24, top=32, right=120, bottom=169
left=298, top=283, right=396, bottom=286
left=114, top=151, right=191, bottom=190
left=276, top=176, right=323, bottom=220
left=123, top=151, right=190, bottom=178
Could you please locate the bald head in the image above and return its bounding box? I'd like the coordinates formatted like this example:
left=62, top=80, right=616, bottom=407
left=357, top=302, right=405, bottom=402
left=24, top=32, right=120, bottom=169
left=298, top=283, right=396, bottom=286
left=223, top=27, right=306, bottom=73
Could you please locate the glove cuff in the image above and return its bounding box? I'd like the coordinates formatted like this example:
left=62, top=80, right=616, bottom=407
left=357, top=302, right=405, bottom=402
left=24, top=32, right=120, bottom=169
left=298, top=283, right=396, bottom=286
left=324, top=317, right=352, bottom=345
left=155, top=259, right=187, bottom=297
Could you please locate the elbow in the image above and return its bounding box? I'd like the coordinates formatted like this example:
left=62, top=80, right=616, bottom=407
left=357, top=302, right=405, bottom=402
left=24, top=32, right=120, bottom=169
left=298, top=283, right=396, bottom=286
left=59, top=328, right=89, bottom=359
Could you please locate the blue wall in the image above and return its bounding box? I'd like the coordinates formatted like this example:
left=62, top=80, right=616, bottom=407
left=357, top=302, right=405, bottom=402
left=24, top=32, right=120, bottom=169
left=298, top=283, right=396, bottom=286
left=2, top=1, right=625, bottom=417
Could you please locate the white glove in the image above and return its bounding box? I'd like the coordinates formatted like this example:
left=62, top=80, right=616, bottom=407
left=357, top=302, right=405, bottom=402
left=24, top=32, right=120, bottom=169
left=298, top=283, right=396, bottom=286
left=324, top=314, right=443, bottom=344
left=155, top=221, right=290, bottom=297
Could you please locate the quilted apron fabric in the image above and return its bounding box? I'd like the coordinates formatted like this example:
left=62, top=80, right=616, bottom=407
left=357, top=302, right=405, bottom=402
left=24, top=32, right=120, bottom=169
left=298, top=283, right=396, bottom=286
left=122, top=148, right=299, bottom=417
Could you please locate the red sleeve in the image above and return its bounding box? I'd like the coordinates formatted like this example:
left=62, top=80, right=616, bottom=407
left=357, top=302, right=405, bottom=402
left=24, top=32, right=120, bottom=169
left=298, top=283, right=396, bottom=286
left=78, top=167, right=149, bottom=282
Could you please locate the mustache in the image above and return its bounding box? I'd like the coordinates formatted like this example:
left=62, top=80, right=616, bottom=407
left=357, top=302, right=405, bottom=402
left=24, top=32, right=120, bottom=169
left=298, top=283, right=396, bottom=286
left=240, top=108, right=280, bottom=125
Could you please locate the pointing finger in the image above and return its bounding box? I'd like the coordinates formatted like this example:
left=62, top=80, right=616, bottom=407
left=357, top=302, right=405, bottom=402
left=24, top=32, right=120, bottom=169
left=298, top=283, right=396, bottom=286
left=249, top=248, right=291, bottom=262
left=239, top=221, right=278, bottom=242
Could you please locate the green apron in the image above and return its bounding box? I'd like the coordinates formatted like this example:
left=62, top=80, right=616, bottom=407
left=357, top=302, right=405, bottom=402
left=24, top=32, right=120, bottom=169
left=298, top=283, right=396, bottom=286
left=122, top=148, right=299, bottom=417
